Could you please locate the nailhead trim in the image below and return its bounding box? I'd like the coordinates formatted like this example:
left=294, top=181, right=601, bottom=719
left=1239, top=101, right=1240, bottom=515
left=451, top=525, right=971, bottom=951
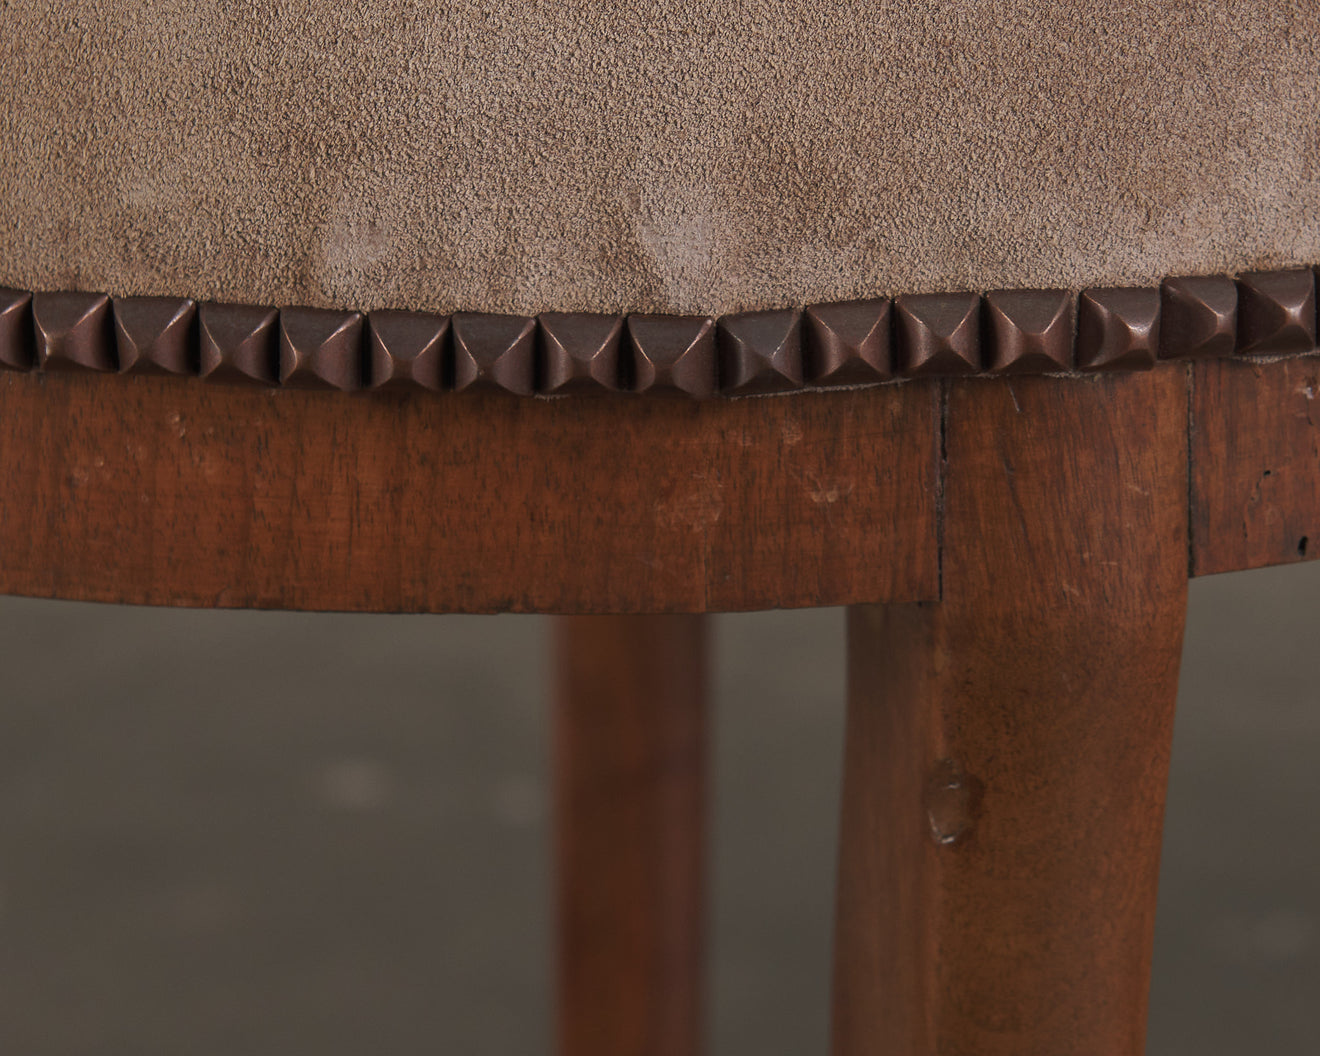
left=0, top=269, right=1315, bottom=399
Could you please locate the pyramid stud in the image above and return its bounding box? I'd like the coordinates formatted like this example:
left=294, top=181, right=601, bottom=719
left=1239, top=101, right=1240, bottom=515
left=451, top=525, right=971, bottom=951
left=1159, top=276, right=1236, bottom=360
left=367, top=311, right=449, bottom=391
left=984, top=289, right=1073, bottom=373
left=451, top=313, right=536, bottom=395
left=0, top=288, right=33, bottom=371
left=539, top=313, right=625, bottom=394
left=114, top=296, right=197, bottom=375
left=895, top=293, right=980, bottom=376
left=1076, top=288, right=1159, bottom=372
left=718, top=309, right=803, bottom=395
left=32, top=291, right=114, bottom=372
left=279, top=307, right=364, bottom=391
left=804, top=300, right=892, bottom=386
left=1236, top=269, right=1316, bottom=356
left=198, top=303, right=280, bottom=385
left=626, top=315, right=717, bottom=398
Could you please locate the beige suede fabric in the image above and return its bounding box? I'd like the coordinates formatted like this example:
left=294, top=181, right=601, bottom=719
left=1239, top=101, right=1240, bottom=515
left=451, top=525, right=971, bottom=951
left=1, top=2, right=1318, bottom=315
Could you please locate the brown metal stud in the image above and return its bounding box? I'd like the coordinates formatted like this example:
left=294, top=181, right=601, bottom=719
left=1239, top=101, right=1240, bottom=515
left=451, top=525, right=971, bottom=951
left=0, top=288, right=34, bottom=371
left=626, top=315, right=717, bottom=398
left=451, top=313, right=537, bottom=395
left=895, top=292, right=980, bottom=376
left=1076, top=288, right=1160, bottom=372
left=718, top=309, right=803, bottom=395
left=198, top=303, right=280, bottom=385
left=32, top=291, right=115, bottom=372
left=279, top=307, right=365, bottom=391
left=1159, top=276, right=1237, bottom=360
left=114, top=296, right=197, bottom=375
left=540, top=313, right=626, bottom=394
left=2, top=263, right=1318, bottom=401
left=804, top=300, right=892, bottom=387
left=1236, top=269, right=1317, bottom=356
left=983, top=289, right=1074, bottom=373
left=367, top=311, right=449, bottom=392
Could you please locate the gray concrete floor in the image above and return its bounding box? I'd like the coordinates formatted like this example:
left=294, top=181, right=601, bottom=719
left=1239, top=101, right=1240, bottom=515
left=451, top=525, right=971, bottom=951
left=0, top=563, right=1315, bottom=1054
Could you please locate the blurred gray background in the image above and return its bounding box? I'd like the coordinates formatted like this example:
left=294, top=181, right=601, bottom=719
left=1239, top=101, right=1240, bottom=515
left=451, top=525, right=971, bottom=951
left=0, top=563, right=1316, bottom=1054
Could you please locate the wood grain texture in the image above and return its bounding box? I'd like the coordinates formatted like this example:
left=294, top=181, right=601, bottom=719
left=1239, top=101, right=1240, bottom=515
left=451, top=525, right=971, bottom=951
left=556, top=615, right=706, bottom=1056
left=833, top=367, right=1189, bottom=1056
left=0, top=371, right=938, bottom=613
left=1190, top=355, right=1320, bottom=575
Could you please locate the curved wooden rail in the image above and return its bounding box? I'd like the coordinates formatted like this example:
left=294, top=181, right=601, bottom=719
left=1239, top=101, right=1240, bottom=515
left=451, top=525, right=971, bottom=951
left=0, top=353, right=1313, bottom=613
left=0, top=372, right=938, bottom=612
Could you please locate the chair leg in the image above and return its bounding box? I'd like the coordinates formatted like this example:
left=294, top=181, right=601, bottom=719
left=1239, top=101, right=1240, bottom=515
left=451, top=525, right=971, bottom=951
left=555, top=614, right=707, bottom=1056
left=832, top=371, right=1190, bottom=1056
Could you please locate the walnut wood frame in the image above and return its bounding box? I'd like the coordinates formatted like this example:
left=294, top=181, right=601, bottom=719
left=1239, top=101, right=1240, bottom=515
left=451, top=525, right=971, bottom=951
left=1, top=281, right=1316, bottom=1056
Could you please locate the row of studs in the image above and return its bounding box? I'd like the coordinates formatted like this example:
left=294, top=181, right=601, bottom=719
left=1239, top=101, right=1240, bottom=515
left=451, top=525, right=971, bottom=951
left=0, top=268, right=1316, bottom=398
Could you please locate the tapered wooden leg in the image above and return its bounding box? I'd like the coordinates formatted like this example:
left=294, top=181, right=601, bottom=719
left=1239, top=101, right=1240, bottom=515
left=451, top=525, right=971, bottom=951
left=832, top=370, right=1190, bottom=1056
left=555, top=615, right=706, bottom=1056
